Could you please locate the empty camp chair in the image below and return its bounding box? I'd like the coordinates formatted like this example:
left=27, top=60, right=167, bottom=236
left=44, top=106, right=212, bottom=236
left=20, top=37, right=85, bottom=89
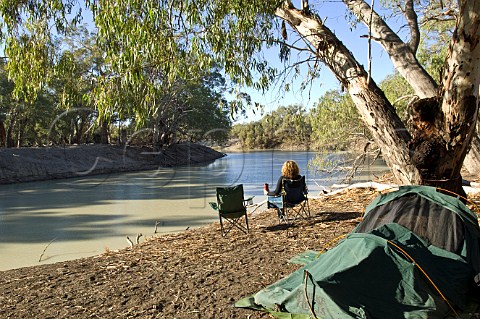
left=268, top=176, right=310, bottom=224
left=209, top=184, right=253, bottom=237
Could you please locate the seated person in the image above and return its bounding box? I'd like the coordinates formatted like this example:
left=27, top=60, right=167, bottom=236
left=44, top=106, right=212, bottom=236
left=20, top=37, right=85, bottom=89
left=264, top=160, right=302, bottom=220
left=264, top=160, right=302, bottom=196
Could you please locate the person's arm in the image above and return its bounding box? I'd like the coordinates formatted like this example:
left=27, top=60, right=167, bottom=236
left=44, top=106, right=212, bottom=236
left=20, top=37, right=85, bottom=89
left=267, top=176, right=284, bottom=196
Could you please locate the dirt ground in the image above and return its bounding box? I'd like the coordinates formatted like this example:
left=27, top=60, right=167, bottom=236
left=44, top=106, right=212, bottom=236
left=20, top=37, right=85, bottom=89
left=1, top=144, right=479, bottom=319
left=0, top=188, right=380, bottom=319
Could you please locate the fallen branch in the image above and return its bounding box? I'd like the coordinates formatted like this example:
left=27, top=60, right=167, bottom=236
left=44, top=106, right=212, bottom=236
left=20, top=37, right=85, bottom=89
left=249, top=200, right=267, bottom=214
left=322, top=182, right=398, bottom=197
left=126, top=236, right=134, bottom=248
left=136, top=233, right=143, bottom=244
left=39, top=237, right=57, bottom=262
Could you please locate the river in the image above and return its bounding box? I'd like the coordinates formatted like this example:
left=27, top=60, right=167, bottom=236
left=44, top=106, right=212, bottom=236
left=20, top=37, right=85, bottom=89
left=0, top=150, right=388, bottom=271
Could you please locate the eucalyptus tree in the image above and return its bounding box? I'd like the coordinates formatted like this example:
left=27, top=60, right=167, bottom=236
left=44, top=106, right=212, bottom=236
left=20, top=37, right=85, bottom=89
left=49, top=25, right=104, bottom=144
left=0, top=62, right=14, bottom=146
left=0, top=61, right=58, bottom=147
left=2, top=0, right=480, bottom=194
left=310, top=90, right=365, bottom=151
left=179, top=70, right=231, bottom=145
left=266, top=104, right=311, bottom=147
left=232, top=104, right=311, bottom=149
left=147, top=70, right=231, bottom=148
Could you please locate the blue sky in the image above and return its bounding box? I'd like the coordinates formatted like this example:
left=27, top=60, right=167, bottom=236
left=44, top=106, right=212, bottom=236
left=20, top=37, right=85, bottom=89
left=1, top=1, right=399, bottom=124
left=236, top=0, right=400, bottom=123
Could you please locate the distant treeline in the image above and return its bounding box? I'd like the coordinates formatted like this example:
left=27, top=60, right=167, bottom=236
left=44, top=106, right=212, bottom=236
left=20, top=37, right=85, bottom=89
left=231, top=91, right=366, bottom=151
left=231, top=75, right=412, bottom=151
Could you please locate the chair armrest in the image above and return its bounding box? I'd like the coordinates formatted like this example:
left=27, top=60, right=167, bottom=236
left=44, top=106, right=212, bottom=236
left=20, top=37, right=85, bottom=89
left=209, top=202, right=218, bottom=211
left=267, top=194, right=282, bottom=198
left=243, top=196, right=255, bottom=206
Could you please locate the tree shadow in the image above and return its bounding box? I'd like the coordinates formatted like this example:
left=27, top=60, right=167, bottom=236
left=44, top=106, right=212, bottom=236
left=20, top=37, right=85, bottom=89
left=312, top=211, right=362, bottom=222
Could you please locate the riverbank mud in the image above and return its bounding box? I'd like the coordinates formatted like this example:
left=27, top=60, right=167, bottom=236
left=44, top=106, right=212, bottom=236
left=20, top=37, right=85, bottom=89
left=0, top=143, right=225, bottom=184
left=0, top=188, right=379, bottom=318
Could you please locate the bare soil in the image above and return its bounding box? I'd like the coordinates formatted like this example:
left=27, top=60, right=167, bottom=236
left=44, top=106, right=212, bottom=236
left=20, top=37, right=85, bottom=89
left=0, top=188, right=379, bottom=319
left=1, top=144, right=478, bottom=319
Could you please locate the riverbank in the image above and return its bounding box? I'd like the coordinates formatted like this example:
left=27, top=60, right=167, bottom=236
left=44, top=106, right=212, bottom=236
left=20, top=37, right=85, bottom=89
left=2, top=186, right=478, bottom=319
left=0, top=188, right=379, bottom=318
left=0, top=143, right=225, bottom=184
left=2, top=145, right=479, bottom=318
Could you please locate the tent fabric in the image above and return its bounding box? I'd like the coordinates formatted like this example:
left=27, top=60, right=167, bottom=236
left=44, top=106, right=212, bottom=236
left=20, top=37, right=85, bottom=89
left=358, top=185, right=480, bottom=276
left=251, top=224, right=468, bottom=318
left=356, top=193, right=466, bottom=254
left=237, top=186, right=480, bottom=319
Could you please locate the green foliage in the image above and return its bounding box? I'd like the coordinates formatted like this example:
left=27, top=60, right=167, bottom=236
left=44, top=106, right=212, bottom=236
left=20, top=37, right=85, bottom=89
left=0, top=19, right=232, bottom=148
left=180, top=71, right=231, bottom=144
left=5, top=29, right=53, bottom=103
left=309, top=90, right=366, bottom=150
left=0, top=0, right=466, bottom=159
left=0, top=0, right=81, bottom=102
left=379, top=73, right=414, bottom=123
left=145, top=68, right=232, bottom=146
left=232, top=88, right=376, bottom=151
left=231, top=104, right=311, bottom=149
left=86, top=0, right=281, bottom=123
left=0, top=60, right=59, bottom=147
left=417, top=19, right=454, bottom=83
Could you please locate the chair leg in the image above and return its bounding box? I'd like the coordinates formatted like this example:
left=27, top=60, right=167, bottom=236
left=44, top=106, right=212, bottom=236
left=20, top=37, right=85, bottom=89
left=278, top=208, right=290, bottom=225
left=219, top=216, right=226, bottom=237
left=219, top=215, right=249, bottom=237
left=284, top=201, right=311, bottom=222
left=305, top=199, right=311, bottom=218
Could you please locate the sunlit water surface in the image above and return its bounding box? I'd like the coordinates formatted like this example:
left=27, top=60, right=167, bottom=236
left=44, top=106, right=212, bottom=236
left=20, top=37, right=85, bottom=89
left=0, top=151, right=387, bottom=270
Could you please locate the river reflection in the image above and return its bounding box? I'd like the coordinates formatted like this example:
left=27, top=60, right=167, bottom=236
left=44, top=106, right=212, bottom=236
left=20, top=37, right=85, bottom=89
left=0, top=150, right=388, bottom=270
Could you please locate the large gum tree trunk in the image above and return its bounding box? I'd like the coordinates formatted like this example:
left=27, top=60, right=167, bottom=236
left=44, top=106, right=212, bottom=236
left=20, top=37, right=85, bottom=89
left=276, top=1, right=480, bottom=194
left=464, top=135, right=480, bottom=175
left=436, top=0, right=480, bottom=187
left=345, top=0, right=480, bottom=177
left=276, top=4, right=421, bottom=185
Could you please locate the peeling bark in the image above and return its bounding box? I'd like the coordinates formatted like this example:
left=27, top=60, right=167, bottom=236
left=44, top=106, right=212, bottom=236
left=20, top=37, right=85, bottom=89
left=343, top=0, right=437, bottom=99
left=276, top=4, right=421, bottom=185
left=276, top=1, right=480, bottom=194
left=464, top=135, right=480, bottom=174
left=438, top=0, right=480, bottom=179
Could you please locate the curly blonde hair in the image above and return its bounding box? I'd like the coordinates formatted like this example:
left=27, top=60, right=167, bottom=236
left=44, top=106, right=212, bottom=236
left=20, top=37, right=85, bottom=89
left=281, top=160, right=300, bottom=179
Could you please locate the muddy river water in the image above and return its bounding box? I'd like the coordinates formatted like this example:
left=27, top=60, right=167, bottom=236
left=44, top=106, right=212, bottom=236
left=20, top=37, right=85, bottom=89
left=0, top=151, right=387, bottom=270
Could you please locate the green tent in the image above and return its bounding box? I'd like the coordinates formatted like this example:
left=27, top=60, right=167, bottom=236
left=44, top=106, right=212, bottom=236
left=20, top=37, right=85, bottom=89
left=237, top=186, right=480, bottom=318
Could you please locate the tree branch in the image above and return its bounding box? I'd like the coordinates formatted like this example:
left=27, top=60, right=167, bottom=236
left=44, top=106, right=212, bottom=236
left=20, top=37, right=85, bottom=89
left=343, top=0, right=437, bottom=98
left=275, top=3, right=420, bottom=184
left=403, top=0, right=420, bottom=53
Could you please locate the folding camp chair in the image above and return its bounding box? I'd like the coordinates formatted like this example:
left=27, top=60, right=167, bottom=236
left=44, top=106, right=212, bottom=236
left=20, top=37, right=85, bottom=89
left=284, top=176, right=311, bottom=220
left=209, top=184, right=253, bottom=237
left=268, top=176, right=310, bottom=224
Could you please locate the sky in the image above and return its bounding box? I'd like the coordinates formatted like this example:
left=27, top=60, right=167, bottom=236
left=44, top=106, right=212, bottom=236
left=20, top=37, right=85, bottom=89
left=1, top=1, right=400, bottom=124
left=70, top=0, right=399, bottom=124
left=236, top=0, right=400, bottom=123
